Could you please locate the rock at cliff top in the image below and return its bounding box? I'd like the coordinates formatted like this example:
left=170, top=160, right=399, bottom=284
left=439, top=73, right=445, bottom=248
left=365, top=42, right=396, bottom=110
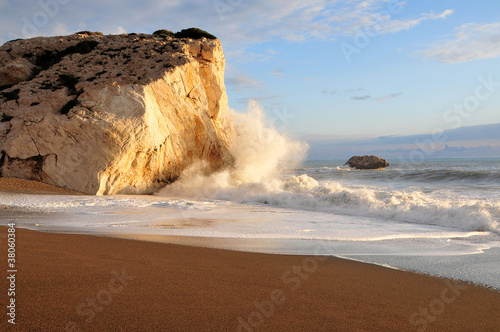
left=0, top=31, right=234, bottom=194
left=344, top=155, right=389, bottom=169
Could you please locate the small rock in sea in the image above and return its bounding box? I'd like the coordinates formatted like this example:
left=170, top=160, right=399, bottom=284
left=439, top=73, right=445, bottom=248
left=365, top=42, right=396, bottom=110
left=344, top=155, right=390, bottom=169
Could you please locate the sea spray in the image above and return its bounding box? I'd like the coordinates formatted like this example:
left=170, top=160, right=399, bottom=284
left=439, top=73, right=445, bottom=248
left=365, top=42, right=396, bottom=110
left=158, top=102, right=309, bottom=200
left=156, top=104, right=499, bottom=234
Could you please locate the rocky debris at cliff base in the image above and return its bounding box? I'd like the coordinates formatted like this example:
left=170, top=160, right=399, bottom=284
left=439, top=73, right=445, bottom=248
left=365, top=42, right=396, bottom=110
left=0, top=30, right=234, bottom=195
left=344, top=155, right=390, bottom=169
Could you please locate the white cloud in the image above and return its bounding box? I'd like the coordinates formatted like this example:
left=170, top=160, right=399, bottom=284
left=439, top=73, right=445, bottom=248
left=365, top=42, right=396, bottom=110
left=378, top=9, right=453, bottom=34
left=436, top=9, right=455, bottom=19
left=351, top=95, right=371, bottom=100
left=225, top=74, right=262, bottom=92
left=346, top=87, right=364, bottom=93
left=419, top=22, right=500, bottom=63
left=318, top=2, right=452, bottom=37
left=0, top=0, right=454, bottom=54
left=271, top=69, right=288, bottom=77
left=377, top=92, right=402, bottom=101
left=50, top=22, right=70, bottom=36
left=321, top=88, right=338, bottom=95
left=110, top=26, right=127, bottom=34
left=225, top=47, right=276, bottom=62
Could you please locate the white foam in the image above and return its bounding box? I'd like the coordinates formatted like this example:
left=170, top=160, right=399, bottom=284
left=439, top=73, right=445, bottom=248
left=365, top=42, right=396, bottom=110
left=154, top=104, right=499, bottom=235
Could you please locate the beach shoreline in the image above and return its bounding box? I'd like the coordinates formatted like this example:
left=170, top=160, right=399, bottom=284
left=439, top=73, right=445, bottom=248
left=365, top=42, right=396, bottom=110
left=1, top=178, right=500, bottom=330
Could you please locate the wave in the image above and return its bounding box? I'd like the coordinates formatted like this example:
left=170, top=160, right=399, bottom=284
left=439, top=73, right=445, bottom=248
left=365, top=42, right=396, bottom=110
left=158, top=102, right=308, bottom=198
left=303, top=165, right=500, bottom=185
left=395, top=168, right=500, bottom=184
left=161, top=171, right=500, bottom=234
left=158, top=103, right=500, bottom=235
left=362, top=168, right=499, bottom=184
left=263, top=175, right=499, bottom=233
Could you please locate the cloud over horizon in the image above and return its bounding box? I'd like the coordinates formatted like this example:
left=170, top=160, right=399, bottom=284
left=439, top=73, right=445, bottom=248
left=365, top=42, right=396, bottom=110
left=305, top=122, right=500, bottom=159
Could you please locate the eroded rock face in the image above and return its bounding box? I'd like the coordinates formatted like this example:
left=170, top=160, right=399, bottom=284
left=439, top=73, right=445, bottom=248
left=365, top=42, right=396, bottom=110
left=0, top=33, right=234, bottom=194
left=344, top=155, right=389, bottom=169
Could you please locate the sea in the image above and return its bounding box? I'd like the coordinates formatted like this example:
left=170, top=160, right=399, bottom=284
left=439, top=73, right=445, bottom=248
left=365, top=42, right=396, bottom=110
left=1, top=109, right=499, bottom=289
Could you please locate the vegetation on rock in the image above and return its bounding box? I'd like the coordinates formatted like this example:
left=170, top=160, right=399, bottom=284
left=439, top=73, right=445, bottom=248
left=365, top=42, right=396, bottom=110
left=174, top=28, right=217, bottom=40
left=74, top=31, right=104, bottom=36
left=153, top=29, right=175, bottom=37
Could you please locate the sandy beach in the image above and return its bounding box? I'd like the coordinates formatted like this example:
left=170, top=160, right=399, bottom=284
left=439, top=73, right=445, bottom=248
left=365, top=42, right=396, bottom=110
left=1, top=179, right=499, bottom=331
left=0, top=178, right=84, bottom=195
left=2, top=1, right=500, bottom=329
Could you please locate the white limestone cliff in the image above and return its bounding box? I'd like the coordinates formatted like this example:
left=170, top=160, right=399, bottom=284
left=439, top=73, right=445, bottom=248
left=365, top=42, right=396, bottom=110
left=0, top=32, right=234, bottom=194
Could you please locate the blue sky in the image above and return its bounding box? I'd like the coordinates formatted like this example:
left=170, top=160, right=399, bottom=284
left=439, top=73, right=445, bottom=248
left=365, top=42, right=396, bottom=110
left=1, top=0, right=499, bottom=158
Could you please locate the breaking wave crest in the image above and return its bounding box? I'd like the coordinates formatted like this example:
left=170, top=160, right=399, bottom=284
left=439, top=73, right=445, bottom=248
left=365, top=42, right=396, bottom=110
left=159, top=102, right=308, bottom=199
left=158, top=103, right=500, bottom=234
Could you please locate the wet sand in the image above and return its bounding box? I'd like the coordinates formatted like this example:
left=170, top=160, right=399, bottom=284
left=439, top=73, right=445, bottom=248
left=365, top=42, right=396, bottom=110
left=0, top=178, right=499, bottom=331
left=0, top=227, right=498, bottom=331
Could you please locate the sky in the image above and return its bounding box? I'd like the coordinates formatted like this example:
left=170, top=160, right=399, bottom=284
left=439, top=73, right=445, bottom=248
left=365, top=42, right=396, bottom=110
left=1, top=0, right=499, bottom=159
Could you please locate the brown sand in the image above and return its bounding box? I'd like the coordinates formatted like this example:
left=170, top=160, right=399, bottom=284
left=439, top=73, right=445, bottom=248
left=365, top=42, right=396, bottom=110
left=1, top=180, right=499, bottom=331
left=1, top=227, right=499, bottom=332
left=0, top=178, right=84, bottom=195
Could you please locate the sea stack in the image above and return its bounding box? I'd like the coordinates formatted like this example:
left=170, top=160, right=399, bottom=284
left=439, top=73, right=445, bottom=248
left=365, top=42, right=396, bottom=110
left=344, top=155, right=389, bottom=169
left=0, top=30, right=234, bottom=194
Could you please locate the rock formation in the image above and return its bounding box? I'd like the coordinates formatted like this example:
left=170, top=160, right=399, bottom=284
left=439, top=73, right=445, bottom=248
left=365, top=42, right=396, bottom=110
left=0, top=30, right=234, bottom=194
left=344, top=155, right=389, bottom=169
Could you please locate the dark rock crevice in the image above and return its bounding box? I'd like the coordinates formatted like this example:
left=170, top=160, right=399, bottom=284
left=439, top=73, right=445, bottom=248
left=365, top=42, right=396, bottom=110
left=1, top=154, right=46, bottom=181
left=0, top=151, right=6, bottom=177
left=25, top=125, right=41, bottom=155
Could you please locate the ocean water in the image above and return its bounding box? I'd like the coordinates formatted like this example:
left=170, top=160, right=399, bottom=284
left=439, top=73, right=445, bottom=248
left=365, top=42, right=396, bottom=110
left=1, top=108, right=499, bottom=289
